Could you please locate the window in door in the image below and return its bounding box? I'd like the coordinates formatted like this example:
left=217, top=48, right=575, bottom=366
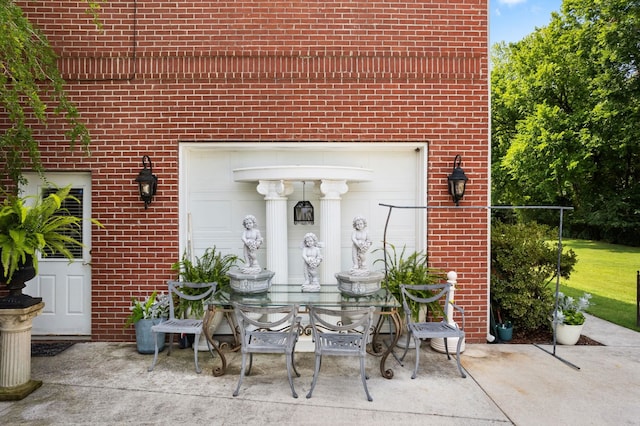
left=41, top=187, right=84, bottom=259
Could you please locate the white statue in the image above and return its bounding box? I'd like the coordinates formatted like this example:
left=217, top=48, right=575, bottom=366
left=350, top=216, right=372, bottom=275
left=241, top=215, right=263, bottom=274
left=301, top=232, right=323, bottom=292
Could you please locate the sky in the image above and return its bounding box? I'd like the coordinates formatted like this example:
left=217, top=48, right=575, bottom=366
left=490, top=0, right=563, bottom=44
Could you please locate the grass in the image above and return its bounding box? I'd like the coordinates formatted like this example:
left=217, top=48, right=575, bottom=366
left=558, top=239, right=640, bottom=332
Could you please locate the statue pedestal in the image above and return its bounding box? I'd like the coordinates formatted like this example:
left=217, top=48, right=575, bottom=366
left=227, top=269, right=275, bottom=294
left=335, top=271, right=384, bottom=296
left=0, top=302, right=44, bottom=400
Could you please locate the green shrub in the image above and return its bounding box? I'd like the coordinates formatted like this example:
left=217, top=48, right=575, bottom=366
left=491, top=221, right=577, bottom=332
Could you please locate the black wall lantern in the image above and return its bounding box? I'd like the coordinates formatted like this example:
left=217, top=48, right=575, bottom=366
left=447, top=155, right=468, bottom=206
left=293, top=182, right=314, bottom=225
left=135, top=155, right=158, bottom=209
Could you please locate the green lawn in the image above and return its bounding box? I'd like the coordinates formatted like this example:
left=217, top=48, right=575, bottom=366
left=558, top=239, right=640, bottom=332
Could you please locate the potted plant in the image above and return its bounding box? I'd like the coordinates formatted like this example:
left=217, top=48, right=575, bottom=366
left=494, top=310, right=513, bottom=342
left=376, top=244, right=444, bottom=319
left=375, top=244, right=445, bottom=348
left=171, top=247, right=238, bottom=350
left=0, top=185, right=102, bottom=308
left=124, top=291, right=170, bottom=354
left=552, top=291, right=593, bottom=345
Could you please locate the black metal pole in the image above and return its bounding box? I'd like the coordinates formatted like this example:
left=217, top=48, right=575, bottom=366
left=534, top=207, right=580, bottom=370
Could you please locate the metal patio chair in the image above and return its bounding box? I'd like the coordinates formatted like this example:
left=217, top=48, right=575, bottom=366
left=400, top=283, right=467, bottom=379
left=306, top=305, right=376, bottom=402
left=148, top=280, right=216, bottom=374
left=232, top=303, right=301, bottom=398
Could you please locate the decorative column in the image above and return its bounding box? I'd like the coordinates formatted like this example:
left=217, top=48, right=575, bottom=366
left=319, top=179, right=349, bottom=284
left=256, top=180, right=293, bottom=284
left=0, top=302, right=44, bottom=400
left=431, top=271, right=466, bottom=353
left=234, top=166, right=372, bottom=286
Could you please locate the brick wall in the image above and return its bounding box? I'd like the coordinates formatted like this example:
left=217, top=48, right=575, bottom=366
left=14, top=0, right=489, bottom=342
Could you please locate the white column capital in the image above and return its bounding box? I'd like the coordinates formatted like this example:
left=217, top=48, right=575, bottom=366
left=319, top=179, right=348, bottom=199
left=0, top=303, right=45, bottom=332
left=256, top=180, right=294, bottom=200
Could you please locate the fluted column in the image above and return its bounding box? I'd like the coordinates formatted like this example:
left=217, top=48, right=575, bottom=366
left=0, top=302, right=44, bottom=400
left=256, top=180, right=293, bottom=284
left=319, top=179, right=349, bottom=284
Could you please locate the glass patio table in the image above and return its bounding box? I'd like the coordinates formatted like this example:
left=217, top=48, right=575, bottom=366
left=202, top=283, right=402, bottom=379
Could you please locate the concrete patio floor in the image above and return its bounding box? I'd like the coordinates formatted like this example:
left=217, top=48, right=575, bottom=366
left=0, top=314, right=638, bottom=425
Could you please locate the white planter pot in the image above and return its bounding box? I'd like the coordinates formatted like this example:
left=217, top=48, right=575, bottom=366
left=430, top=336, right=465, bottom=354
left=556, top=323, right=584, bottom=345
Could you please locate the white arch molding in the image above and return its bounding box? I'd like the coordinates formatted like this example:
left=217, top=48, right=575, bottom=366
left=234, top=166, right=373, bottom=284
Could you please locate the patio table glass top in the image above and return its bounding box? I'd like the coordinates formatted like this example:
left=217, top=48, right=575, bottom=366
left=205, top=283, right=399, bottom=309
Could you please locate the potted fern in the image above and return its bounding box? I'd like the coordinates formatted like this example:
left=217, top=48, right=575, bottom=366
left=171, top=247, right=238, bottom=350
left=0, top=186, right=102, bottom=308
left=375, top=244, right=445, bottom=348
left=376, top=244, right=444, bottom=319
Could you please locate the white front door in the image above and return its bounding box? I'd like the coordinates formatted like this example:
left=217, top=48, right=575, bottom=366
left=23, top=172, right=93, bottom=336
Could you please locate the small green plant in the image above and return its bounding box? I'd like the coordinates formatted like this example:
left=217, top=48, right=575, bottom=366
left=375, top=243, right=444, bottom=321
left=124, top=291, right=170, bottom=327
left=553, top=292, right=592, bottom=326
left=171, top=247, right=238, bottom=318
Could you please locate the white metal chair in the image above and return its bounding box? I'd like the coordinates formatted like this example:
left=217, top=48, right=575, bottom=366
left=306, top=305, right=376, bottom=401
left=232, top=303, right=301, bottom=398
left=400, top=283, right=467, bottom=379
left=148, top=280, right=216, bottom=374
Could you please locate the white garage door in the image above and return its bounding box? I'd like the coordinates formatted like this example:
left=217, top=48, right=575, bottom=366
left=180, top=143, right=427, bottom=284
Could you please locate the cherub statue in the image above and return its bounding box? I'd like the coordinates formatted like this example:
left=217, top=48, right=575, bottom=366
left=241, top=215, right=263, bottom=273
left=350, top=216, right=372, bottom=275
left=301, top=233, right=323, bottom=292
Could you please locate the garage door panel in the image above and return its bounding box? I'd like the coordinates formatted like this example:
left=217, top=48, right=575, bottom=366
left=182, top=144, right=425, bottom=283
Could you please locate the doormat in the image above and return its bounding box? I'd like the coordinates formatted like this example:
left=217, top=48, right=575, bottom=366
left=31, top=342, right=75, bottom=357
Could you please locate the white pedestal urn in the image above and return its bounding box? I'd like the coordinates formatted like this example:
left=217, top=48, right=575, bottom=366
left=227, top=268, right=275, bottom=294
left=431, top=271, right=465, bottom=354
left=335, top=271, right=384, bottom=297
left=555, top=323, right=583, bottom=345
left=0, top=302, right=45, bottom=400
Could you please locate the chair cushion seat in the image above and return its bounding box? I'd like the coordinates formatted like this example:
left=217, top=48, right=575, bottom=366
left=408, top=321, right=464, bottom=339
left=244, top=331, right=295, bottom=353
left=151, top=318, right=203, bottom=335
left=316, top=333, right=365, bottom=355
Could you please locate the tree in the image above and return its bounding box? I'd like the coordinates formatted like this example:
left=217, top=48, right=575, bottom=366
left=491, top=0, right=640, bottom=245
left=0, top=0, right=100, bottom=189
